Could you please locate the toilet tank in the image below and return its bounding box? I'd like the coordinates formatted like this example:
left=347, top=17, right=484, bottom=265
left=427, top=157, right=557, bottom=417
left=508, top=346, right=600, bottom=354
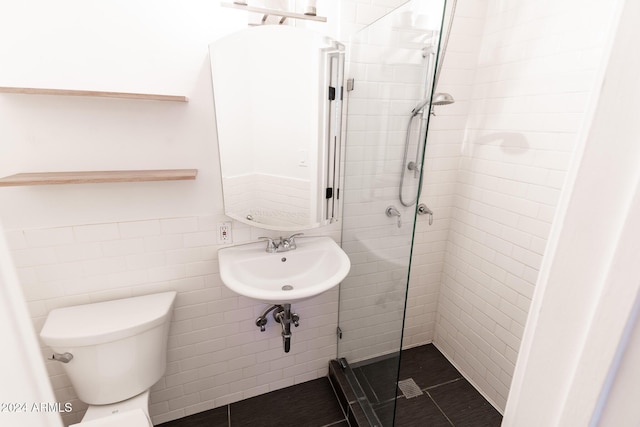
left=40, top=291, right=177, bottom=405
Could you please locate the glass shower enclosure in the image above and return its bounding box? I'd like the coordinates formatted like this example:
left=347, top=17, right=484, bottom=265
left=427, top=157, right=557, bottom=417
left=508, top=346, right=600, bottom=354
left=337, top=1, right=446, bottom=425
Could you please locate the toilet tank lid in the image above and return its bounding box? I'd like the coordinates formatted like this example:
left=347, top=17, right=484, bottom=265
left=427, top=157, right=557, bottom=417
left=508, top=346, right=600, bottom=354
left=40, top=291, right=177, bottom=347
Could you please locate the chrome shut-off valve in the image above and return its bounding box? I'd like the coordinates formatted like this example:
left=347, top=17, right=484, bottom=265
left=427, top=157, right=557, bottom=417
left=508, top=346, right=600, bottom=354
left=255, top=304, right=300, bottom=353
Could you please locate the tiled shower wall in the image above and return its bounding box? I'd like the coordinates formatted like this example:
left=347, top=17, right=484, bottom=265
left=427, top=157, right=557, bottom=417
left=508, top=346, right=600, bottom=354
left=431, top=0, right=618, bottom=411
left=5, top=217, right=340, bottom=426
left=403, top=0, right=489, bottom=349
left=340, top=0, right=617, bottom=414
left=338, top=0, right=445, bottom=363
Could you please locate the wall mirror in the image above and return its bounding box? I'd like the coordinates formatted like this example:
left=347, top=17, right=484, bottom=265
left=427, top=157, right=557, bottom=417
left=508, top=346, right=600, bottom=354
left=209, top=26, right=345, bottom=231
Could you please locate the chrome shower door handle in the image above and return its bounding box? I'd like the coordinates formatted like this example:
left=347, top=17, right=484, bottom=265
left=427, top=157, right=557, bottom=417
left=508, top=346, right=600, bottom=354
left=386, top=205, right=402, bottom=228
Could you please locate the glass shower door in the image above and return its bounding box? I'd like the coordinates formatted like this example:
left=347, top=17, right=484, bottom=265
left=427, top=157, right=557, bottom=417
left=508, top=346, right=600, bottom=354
left=337, top=1, right=446, bottom=425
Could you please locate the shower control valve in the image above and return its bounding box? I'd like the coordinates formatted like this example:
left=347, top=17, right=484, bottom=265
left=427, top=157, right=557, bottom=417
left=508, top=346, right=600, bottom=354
left=417, top=203, right=434, bottom=226
left=386, top=205, right=402, bottom=228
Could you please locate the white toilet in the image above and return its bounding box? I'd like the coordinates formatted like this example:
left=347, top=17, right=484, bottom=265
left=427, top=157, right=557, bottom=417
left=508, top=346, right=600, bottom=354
left=40, top=291, right=177, bottom=427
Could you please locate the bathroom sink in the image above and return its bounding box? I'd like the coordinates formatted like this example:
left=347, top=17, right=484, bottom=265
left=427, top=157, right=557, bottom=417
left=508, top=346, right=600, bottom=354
left=218, top=236, right=351, bottom=304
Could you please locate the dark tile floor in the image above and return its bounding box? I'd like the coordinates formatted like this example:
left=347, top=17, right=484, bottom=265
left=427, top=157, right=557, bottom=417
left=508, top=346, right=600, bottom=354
left=157, top=378, right=347, bottom=427
left=349, top=344, right=503, bottom=426
left=158, top=344, right=502, bottom=427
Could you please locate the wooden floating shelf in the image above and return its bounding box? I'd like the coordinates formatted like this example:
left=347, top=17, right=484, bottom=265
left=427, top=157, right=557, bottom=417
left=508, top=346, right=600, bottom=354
left=0, top=86, right=188, bottom=102
left=0, top=169, right=198, bottom=187
left=221, top=2, right=327, bottom=23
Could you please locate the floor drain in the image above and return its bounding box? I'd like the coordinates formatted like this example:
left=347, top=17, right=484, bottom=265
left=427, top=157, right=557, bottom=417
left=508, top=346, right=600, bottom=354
left=398, top=378, right=423, bottom=399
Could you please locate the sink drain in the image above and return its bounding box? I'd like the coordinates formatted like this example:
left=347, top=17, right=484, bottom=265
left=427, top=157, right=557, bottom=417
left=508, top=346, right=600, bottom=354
left=281, top=285, right=294, bottom=291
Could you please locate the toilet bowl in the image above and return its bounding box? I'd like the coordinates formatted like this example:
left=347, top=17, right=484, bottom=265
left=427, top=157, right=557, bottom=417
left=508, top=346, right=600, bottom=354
left=74, top=391, right=152, bottom=426
left=70, top=408, right=150, bottom=427
left=40, top=291, right=177, bottom=426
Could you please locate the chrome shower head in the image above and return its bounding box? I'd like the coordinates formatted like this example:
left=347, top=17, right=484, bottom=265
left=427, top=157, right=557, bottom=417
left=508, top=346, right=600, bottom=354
left=410, top=93, right=455, bottom=116
left=432, top=92, right=455, bottom=106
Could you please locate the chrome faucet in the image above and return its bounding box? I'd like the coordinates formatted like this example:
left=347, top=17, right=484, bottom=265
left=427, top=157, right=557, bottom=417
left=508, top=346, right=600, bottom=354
left=258, top=233, right=304, bottom=253
left=280, top=233, right=303, bottom=251
left=258, top=237, right=280, bottom=253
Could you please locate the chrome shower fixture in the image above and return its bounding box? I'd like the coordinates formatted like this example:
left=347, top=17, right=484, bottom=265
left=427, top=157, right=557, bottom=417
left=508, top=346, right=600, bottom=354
left=400, top=91, right=456, bottom=207
left=411, top=93, right=455, bottom=117
left=432, top=92, right=455, bottom=105
left=411, top=98, right=430, bottom=116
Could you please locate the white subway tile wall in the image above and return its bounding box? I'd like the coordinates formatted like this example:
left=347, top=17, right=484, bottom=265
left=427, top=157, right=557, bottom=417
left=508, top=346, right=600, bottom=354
left=338, top=0, right=445, bottom=363
left=223, top=174, right=312, bottom=227
left=429, top=0, right=616, bottom=411
left=403, top=0, right=490, bottom=350
left=5, top=217, right=340, bottom=426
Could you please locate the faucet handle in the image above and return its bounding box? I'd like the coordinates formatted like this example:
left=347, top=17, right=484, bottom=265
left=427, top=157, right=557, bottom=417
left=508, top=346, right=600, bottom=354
left=258, top=237, right=278, bottom=253
left=385, top=205, right=402, bottom=228
left=284, top=233, right=304, bottom=249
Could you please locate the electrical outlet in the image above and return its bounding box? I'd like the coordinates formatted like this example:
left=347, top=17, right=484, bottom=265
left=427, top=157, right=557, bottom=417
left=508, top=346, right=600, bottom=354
left=217, top=222, right=232, bottom=244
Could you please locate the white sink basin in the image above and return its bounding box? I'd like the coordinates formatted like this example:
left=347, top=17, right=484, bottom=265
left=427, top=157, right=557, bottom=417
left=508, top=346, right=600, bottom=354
left=218, top=236, right=351, bottom=304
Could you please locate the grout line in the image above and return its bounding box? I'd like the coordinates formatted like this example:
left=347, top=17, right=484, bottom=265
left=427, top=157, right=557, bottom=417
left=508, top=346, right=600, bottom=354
left=375, top=393, right=403, bottom=406
left=422, top=377, right=463, bottom=392
left=321, top=420, right=349, bottom=427
left=227, top=404, right=231, bottom=427
left=426, top=391, right=455, bottom=427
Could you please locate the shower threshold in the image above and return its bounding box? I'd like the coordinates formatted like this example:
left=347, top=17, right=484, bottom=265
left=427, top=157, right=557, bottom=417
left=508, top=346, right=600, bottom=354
left=336, top=357, right=384, bottom=427
left=329, top=344, right=503, bottom=427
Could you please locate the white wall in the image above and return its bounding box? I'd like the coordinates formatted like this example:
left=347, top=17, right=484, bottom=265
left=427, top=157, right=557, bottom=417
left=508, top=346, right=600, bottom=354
left=430, top=0, right=620, bottom=411
left=0, top=1, right=242, bottom=230
left=4, top=217, right=341, bottom=425
left=504, top=0, right=640, bottom=422
left=0, top=222, right=63, bottom=427
left=0, top=1, right=344, bottom=425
